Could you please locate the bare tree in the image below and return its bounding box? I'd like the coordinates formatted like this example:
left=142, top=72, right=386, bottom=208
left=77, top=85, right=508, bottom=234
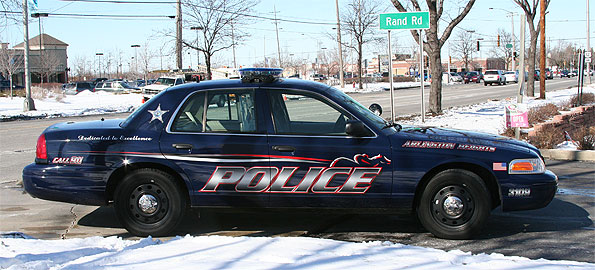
left=391, top=0, right=476, bottom=114
left=451, top=30, right=476, bottom=71
left=72, top=55, right=93, bottom=81
left=489, top=29, right=515, bottom=70
left=342, top=0, right=383, bottom=89
left=548, top=41, right=576, bottom=70
left=37, top=52, right=61, bottom=85
left=0, top=44, right=23, bottom=98
left=138, top=42, right=155, bottom=81
left=1, top=0, right=20, bottom=26
left=180, top=0, right=258, bottom=80
left=513, top=0, right=550, bottom=97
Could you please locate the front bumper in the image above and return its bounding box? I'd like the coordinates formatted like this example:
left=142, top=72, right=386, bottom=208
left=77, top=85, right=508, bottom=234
left=500, top=170, right=558, bottom=211
left=22, top=163, right=109, bottom=206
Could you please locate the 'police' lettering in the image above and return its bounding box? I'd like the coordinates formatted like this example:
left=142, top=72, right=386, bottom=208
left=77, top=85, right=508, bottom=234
left=200, top=166, right=382, bottom=194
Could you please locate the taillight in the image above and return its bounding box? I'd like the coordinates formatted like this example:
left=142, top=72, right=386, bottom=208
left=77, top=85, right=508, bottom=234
left=36, top=134, right=48, bottom=163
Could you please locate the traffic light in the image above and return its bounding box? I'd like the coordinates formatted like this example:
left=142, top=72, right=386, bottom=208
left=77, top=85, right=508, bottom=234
left=497, top=34, right=500, bottom=47
left=477, top=41, right=480, bottom=51
left=449, top=55, right=452, bottom=64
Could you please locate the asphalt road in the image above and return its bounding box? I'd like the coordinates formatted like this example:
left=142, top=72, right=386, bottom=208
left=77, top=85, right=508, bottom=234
left=1, top=77, right=593, bottom=263
left=351, top=77, right=578, bottom=116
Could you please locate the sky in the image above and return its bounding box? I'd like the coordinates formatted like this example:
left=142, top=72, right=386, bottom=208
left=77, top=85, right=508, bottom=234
left=1, top=0, right=593, bottom=73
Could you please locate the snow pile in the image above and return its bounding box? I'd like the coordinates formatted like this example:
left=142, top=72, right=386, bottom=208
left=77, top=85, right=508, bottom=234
left=401, top=84, right=595, bottom=135
left=0, top=90, right=143, bottom=120
left=1, top=235, right=593, bottom=269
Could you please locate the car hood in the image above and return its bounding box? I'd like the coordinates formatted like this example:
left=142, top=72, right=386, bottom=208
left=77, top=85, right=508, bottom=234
left=393, top=126, right=538, bottom=155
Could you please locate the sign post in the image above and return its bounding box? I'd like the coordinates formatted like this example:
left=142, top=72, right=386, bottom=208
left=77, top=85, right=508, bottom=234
left=379, top=12, right=430, bottom=123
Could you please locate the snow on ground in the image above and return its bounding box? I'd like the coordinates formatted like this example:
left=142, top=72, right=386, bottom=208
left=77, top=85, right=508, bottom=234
left=400, top=84, right=595, bottom=135
left=336, top=81, right=432, bottom=93
left=1, top=234, right=593, bottom=270
left=0, top=90, right=143, bottom=120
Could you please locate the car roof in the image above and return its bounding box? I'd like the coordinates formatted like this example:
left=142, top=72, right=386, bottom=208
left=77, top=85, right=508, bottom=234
left=167, top=78, right=333, bottom=94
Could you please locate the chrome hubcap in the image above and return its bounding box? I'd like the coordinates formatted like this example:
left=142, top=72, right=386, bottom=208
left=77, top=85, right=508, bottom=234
left=138, top=194, right=159, bottom=214
left=443, top=196, right=464, bottom=216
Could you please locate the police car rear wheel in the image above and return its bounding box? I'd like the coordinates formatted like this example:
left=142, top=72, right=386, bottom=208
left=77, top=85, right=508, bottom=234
left=417, top=169, right=490, bottom=240
left=115, top=169, right=186, bottom=236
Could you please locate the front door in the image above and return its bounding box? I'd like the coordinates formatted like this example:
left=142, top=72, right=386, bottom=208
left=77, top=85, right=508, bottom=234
left=264, top=89, right=393, bottom=208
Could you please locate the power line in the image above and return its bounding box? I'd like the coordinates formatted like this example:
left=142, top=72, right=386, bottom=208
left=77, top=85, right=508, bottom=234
left=60, top=0, right=338, bottom=26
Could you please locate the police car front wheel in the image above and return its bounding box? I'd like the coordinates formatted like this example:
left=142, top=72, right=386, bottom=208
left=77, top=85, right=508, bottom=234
left=114, top=169, right=187, bottom=236
left=417, top=169, right=491, bottom=240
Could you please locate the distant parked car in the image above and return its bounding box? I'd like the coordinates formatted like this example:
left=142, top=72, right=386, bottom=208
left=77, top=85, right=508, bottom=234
left=559, top=70, right=571, bottom=78
left=62, top=82, right=95, bottom=95
left=0, top=80, right=24, bottom=91
left=465, top=71, right=483, bottom=83
left=94, top=81, right=139, bottom=93
left=483, top=70, right=507, bottom=86
left=442, top=72, right=462, bottom=83
left=534, top=70, right=540, bottom=80
left=503, top=71, right=518, bottom=83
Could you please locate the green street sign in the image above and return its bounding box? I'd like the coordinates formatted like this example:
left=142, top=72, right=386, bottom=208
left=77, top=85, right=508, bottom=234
left=379, top=12, right=430, bottom=30
left=506, top=43, right=513, bottom=49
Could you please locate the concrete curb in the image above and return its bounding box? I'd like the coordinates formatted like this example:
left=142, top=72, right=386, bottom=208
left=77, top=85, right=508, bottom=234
left=540, top=149, right=595, bottom=162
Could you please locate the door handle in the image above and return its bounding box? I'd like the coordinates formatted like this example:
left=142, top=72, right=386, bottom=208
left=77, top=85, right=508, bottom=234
left=272, top=145, right=295, bottom=152
left=172, top=143, right=193, bottom=150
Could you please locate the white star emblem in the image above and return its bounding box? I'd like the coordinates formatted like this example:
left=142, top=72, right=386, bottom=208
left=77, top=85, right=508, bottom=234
left=148, top=104, right=169, bottom=123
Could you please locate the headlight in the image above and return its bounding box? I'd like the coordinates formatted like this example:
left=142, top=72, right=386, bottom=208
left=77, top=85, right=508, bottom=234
left=509, top=158, right=546, bottom=174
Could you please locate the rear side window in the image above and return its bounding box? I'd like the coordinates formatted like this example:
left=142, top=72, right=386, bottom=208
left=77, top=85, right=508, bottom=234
left=171, top=89, right=257, bottom=133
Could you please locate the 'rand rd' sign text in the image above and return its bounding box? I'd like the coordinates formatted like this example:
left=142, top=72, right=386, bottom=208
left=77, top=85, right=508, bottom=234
left=379, top=12, right=430, bottom=30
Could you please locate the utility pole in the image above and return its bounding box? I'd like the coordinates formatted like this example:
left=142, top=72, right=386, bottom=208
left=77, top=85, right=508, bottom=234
left=190, top=26, right=202, bottom=69
left=273, top=5, right=282, bottom=68
left=539, top=0, right=546, bottom=99
left=511, top=13, right=516, bottom=72
left=587, top=0, right=591, bottom=84
left=231, top=24, right=237, bottom=69
left=23, top=0, right=35, bottom=111
left=176, top=0, right=182, bottom=70
left=516, top=13, right=526, bottom=140
left=335, top=0, right=344, bottom=88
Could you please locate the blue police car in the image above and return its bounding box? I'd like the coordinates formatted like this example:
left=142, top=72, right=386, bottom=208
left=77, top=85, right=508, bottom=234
left=23, top=68, right=557, bottom=239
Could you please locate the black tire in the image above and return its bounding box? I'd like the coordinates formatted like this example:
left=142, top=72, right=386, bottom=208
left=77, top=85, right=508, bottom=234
left=114, top=168, right=187, bottom=236
left=417, top=169, right=491, bottom=239
left=484, top=82, right=488, bottom=86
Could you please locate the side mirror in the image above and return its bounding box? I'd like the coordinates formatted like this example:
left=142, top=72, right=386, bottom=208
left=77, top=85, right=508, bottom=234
left=346, top=120, right=373, bottom=137
left=369, top=103, right=382, bottom=116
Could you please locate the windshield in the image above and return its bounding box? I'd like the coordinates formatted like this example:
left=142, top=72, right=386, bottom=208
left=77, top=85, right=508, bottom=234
left=155, top=78, right=175, bottom=85
left=485, top=71, right=499, bottom=75
left=327, top=86, right=388, bottom=130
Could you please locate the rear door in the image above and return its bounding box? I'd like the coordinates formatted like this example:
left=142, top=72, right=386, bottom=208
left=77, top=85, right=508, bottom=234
left=264, top=89, right=393, bottom=208
left=160, top=88, right=271, bottom=207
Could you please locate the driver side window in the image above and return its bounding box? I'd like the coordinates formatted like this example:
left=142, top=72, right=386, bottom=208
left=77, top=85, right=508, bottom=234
left=269, top=91, right=351, bottom=135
